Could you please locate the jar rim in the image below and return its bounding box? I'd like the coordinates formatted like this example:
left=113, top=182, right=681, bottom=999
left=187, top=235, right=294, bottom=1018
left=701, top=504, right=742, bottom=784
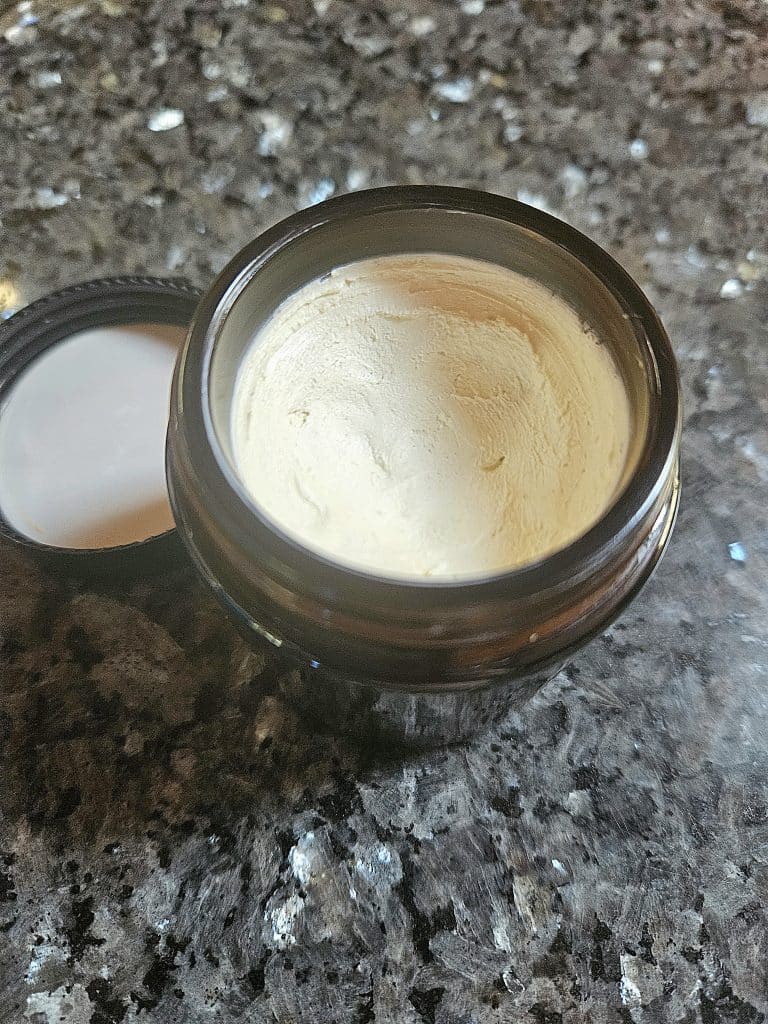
left=175, top=186, right=681, bottom=609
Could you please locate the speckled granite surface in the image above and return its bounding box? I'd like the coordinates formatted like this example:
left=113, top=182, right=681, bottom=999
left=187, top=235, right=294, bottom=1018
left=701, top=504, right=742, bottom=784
left=1, top=1, right=768, bottom=1021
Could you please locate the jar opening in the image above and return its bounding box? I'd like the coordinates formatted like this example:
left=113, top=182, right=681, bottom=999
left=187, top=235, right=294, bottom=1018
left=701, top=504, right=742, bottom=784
left=201, top=198, right=660, bottom=587
left=226, top=251, right=635, bottom=581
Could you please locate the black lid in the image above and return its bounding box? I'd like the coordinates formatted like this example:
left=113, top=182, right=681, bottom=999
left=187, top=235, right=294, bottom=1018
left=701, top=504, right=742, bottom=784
left=0, top=276, right=201, bottom=580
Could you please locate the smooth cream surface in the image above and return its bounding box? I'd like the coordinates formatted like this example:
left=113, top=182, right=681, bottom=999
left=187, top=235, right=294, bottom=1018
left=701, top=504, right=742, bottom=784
left=0, top=323, right=184, bottom=548
left=232, top=254, right=631, bottom=579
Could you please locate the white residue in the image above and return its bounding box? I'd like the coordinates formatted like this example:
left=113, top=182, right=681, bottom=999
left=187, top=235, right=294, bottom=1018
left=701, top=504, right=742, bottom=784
left=551, top=859, right=568, bottom=877
left=461, top=0, right=485, bottom=13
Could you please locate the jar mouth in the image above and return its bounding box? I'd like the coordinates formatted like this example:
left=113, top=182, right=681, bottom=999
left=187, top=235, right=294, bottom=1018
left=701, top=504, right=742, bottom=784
left=177, top=186, right=681, bottom=606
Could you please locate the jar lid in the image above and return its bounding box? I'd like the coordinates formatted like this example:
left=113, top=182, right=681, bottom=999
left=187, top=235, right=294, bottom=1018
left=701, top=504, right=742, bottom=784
left=0, top=276, right=201, bottom=579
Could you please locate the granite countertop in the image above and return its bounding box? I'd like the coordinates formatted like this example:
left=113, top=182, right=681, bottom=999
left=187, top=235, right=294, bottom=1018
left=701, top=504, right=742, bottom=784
left=1, top=1, right=768, bottom=1021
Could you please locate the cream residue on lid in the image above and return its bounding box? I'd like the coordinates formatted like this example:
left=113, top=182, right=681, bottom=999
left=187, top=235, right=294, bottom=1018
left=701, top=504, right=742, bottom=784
left=231, top=253, right=631, bottom=580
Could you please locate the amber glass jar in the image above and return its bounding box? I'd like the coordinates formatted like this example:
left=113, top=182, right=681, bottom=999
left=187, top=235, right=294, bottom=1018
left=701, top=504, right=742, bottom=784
left=166, top=187, right=681, bottom=746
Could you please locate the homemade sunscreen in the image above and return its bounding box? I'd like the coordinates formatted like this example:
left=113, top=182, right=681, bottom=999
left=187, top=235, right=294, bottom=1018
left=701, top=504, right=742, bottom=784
left=0, top=323, right=184, bottom=549
left=231, top=254, right=631, bottom=579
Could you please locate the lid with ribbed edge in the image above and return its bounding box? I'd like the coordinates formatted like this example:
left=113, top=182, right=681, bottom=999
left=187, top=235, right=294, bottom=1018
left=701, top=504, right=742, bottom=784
left=0, top=276, right=201, bottom=579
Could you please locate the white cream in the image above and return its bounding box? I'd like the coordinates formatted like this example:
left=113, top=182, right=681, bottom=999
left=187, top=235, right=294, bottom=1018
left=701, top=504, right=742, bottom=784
left=232, top=254, right=631, bottom=579
left=0, top=323, right=185, bottom=548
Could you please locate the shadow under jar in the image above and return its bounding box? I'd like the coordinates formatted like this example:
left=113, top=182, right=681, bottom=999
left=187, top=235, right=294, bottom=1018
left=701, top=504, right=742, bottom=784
left=166, top=187, right=681, bottom=747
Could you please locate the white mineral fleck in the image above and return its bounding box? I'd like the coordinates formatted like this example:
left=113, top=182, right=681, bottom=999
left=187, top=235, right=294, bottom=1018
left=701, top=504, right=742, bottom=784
left=433, top=76, right=474, bottom=103
left=745, top=93, right=768, bottom=127
left=147, top=108, right=184, bottom=132
left=516, top=189, right=555, bottom=215
left=303, top=177, right=335, bottom=207
left=561, top=163, right=587, bottom=198
left=409, top=15, right=436, bottom=36
left=629, top=138, right=648, bottom=160
left=720, top=278, right=743, bottom=299
left=33, top=187, right=69, bottom=209
left=32, top=70, right=62, bottom=88
left=728, top=542, right=747, bottom=563
left=346, top=167, right=370, bottom=190
left=257, top=111, right=293, bottom=156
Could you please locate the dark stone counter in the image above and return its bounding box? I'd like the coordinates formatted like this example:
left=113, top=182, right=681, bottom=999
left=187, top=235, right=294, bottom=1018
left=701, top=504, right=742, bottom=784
left=1, top=1, right=767, bottom=1020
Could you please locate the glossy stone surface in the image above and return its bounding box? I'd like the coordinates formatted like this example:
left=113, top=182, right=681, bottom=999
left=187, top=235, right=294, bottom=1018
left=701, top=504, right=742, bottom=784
left=1, top=1, right=767, bottom=1021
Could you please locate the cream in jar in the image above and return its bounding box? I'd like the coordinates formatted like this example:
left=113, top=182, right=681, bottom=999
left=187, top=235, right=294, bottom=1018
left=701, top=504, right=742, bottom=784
left=231, top=253, right=631, bottom=579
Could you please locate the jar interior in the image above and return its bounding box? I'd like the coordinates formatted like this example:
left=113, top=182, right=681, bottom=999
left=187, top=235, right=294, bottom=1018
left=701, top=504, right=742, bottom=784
left=206, top=207, right=655, bottom=551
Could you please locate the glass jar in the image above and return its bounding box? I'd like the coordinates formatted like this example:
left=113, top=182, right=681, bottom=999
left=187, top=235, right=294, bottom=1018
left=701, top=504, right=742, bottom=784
left=166, top=187, right=681, bottom=746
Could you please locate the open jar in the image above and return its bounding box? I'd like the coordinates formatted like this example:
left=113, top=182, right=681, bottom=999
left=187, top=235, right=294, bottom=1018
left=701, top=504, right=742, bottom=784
left=166, top=186, right=681, bottom=746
